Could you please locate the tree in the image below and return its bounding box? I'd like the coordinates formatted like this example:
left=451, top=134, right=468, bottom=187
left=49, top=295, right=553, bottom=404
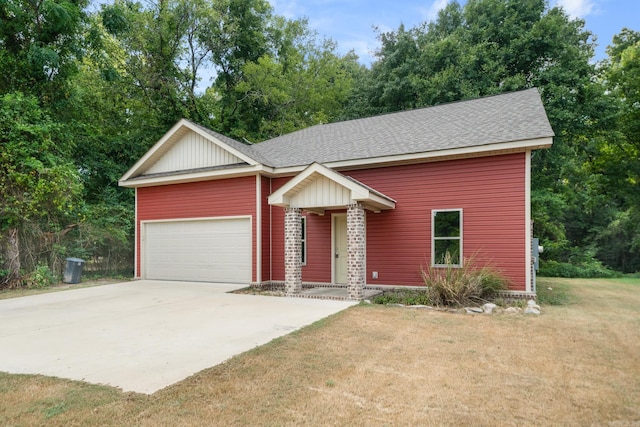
left=234, top=18, right=360, bottom=140
left=593, top=29, right=640, bottom=272
left=0, top=93, right=82, bottom=287
left=0, top=0, right=88, bottom=109
left=345, top=0, right=621, bottom=271
left=196, top=0, right=273, bottom=135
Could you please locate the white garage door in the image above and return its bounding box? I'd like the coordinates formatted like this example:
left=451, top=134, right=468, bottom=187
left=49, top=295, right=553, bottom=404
left=143, top=218, right=251, bottom=283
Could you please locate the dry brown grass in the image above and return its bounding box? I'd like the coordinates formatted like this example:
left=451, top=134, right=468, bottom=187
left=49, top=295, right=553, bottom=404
left=1, top=277, right=639, bottom=426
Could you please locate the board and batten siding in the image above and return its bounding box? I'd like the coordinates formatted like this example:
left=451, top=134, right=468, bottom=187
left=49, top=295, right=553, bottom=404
left=145, top=131, right=244, bottom=175
left=347, top=153, right=528, bottom=290
left=136, top=176, right=257, bottom=281
left=288, top=175, right=353, bottom=209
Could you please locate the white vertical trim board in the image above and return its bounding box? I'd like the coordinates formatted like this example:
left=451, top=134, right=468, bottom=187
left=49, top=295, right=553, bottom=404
left=134, top=188, right=139, bottom=278
left=256, top=174, right=262, bottom=284
left=525, top=150, right=532, bottom=293
left=269, top=179, right=273, bottom=284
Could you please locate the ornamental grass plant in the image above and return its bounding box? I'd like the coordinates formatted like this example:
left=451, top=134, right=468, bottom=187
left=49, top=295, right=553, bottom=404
left=421, top=252, right=508, bottom=306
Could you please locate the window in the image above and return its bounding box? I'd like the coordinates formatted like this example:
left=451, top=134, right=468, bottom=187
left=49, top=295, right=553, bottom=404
left=432, top=209, right=462, bottom=266
left=301, top=216, right=307, bottom=265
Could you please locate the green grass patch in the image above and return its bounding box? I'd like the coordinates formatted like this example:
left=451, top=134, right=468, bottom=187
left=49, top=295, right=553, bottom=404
left=536, top=278, right=573, bottom=305
left=606, top=277, right=640, bottom=286
left=371, top=289, right=432, bottom=306
left=43, top=402, right=67, bottom=419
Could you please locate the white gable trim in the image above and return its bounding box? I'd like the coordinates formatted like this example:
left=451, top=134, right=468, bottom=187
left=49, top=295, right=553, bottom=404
left=119, top=165, right=266, bottom=188
left=120, top=119, right=259, bottom=184
left=268, top=163, right=396, bottom=213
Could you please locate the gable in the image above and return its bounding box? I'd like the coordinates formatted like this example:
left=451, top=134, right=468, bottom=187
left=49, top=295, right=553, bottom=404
left=288, top=175, right=354, bottom=209
left=119, top=119, right=264, bottom=187
left=144, top=130, right=245, bottom=175
left=268, top=163, right=396, bottom=213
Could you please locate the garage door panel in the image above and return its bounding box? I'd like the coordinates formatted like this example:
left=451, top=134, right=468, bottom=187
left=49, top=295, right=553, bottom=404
left=144, top=218, right=251, bottom=283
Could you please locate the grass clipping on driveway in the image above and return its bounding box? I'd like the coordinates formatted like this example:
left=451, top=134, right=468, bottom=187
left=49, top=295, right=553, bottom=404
left=1, top=278, right=640, bottom=426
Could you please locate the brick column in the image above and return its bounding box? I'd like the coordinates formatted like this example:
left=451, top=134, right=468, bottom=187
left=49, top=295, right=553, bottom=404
left=347, top=203, right=366, bottom=300
left=284, top=207, right=302, bottom=295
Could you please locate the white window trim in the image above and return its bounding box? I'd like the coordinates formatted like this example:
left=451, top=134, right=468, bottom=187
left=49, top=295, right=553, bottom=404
left=432, top=208, right=463, bottom=268
left=301, top=216, right=307, bottom=266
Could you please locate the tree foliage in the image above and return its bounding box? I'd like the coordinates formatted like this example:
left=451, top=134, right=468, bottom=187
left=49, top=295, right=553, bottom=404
left=0, top=0, right=639, bottom=286
left=346, top=0, right=638, bottom=273
left=0, top=93, right=82, bottom=286
left=0, top=0, right=88, bottom=109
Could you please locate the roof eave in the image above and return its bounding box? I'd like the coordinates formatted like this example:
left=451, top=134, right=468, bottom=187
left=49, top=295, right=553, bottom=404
left=273, top=136, right=553, bottom=175
left=120, top=136, right=553, bottom=187
left=119, top=164, right=270, bottom=188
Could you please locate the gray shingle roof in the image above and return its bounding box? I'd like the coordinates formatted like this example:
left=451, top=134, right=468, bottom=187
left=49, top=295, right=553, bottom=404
left=248, top=88, right=553, bottom=168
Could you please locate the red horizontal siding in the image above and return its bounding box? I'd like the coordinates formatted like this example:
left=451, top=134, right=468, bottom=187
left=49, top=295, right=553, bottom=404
left=346, top=153, right=527, bottom=290
left=136, top=176, right=256, bottom=280
left=269, top=177, right=287, bottom=282
left=268, top=153, right=527, bottom=290
left=261, top=176, right=271, bottom=283
left=303, top=212, right=333, bottom=282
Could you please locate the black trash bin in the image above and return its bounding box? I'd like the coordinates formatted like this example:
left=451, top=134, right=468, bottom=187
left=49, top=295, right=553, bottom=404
left=63, top=258, right=85, bottom=284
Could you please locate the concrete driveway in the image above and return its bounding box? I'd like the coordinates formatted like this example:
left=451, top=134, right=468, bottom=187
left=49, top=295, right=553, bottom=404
left=0, top=280, right=356, bottom=394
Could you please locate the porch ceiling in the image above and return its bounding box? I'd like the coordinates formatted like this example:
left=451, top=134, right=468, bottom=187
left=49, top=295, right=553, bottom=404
left=267, top=163, right=396, bottom=214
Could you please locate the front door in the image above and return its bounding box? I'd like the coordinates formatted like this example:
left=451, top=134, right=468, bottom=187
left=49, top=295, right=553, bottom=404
left=334, top=214, right=347, bottom=284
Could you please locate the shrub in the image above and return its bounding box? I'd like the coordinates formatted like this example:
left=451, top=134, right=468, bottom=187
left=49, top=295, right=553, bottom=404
left=22, top=264, right=58, bottom=288
left=371, top=289, right=432, bottom=305
left=538, top=259, right=620, bottom=278
left=421, top=253, right=508, bottom=307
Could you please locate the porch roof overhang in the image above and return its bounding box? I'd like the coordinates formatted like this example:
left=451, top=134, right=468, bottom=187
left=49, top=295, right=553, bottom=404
left=267, top=163, right=396, bottom=214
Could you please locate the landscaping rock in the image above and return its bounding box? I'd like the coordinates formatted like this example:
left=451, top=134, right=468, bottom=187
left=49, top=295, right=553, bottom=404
left=525, top=307, right=541, bottom=315
left=362, top=299, right=372, bottom=305
left=482, top=303, right=497, bottom=314
left=465, top=307, right=484, bottom=314
left=407, top=305, right=433, bottom=309
left=527, top=300, right=541, bottom=311
left=387, top=303, right=406, bottom=307
left=504, top=307, right=522, bottom=315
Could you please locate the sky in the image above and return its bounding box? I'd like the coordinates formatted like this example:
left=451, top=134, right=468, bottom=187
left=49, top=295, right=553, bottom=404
left=270, top=0, right=640, bottom=65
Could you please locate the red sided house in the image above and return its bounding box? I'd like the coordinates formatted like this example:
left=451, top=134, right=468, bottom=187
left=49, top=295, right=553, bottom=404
left=119, top=89, right=554, bottom=299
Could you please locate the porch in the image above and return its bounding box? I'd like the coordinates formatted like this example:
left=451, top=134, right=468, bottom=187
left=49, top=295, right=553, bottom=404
left=267, top=163, right=396, bottom=300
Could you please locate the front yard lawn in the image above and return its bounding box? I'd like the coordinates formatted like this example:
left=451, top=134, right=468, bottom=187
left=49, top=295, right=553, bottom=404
left=1, top=277, right=639, bottom=425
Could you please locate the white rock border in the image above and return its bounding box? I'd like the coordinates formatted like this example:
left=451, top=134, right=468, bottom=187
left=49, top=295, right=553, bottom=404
left=364, top=299, right=541, bottom=315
